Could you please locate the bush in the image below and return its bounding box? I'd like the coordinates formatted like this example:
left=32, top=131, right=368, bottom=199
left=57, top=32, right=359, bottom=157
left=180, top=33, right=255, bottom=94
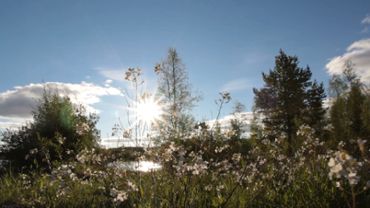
left=0, top=92, right=100, bottom=172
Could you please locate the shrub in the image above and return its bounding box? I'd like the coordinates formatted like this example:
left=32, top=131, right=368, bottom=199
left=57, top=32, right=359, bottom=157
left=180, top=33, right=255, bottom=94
left=0, top=92, right=100, bottom=172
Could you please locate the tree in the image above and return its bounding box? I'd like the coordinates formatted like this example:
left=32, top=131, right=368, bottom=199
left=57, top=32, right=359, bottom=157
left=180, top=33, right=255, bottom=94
left=0, top=92, right=99, bottom=172
left=230, top=101, right=246, bottom=141
left=305, top=81, right=327, bottom=137
left=155, top=48, right=199, bottom=139
left=253, top=50, right=326, bottom=155
left=329, top=62, right=370, bottom=155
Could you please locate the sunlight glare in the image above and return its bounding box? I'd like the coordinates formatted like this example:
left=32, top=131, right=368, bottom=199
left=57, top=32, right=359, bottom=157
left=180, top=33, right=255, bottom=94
left=135, top=95, right=163, bottom=126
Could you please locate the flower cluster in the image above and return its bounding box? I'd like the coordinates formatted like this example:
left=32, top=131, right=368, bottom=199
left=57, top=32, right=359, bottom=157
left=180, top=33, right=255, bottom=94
left=328, top=151, right=361, bottom=185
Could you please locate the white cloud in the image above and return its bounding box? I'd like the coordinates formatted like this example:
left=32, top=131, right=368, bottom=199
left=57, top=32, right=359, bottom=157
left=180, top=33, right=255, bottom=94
left=326, top=38, right=370, bottom=84
left=362, top=15, right=370, bottom=25
left=97, top=67, right=126, bottom=81
left=361, top=15, right=370, bottom=33
left=0, top=82, right=123, bottom=129
left=221, top=78, right=250, bottom=92
left=0, top=116, right=33, bottom=130
left=104, top=79, right=113, bottom=87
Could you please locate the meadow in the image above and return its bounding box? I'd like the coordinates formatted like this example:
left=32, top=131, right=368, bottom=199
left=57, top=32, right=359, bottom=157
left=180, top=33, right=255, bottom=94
left=1, top=50, right=369, bottom=208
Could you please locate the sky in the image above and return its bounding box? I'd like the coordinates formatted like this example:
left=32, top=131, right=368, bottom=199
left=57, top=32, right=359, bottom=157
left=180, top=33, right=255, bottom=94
left=1, top=0, right=370, bottom=139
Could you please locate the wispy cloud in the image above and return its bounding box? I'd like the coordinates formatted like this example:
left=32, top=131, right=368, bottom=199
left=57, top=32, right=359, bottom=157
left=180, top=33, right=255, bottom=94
left=221, top=78, right=251, bottom=93
left=326, top=38, right=370, bottom=83
left=361, top=15, right=370, bottom=33
left=242, top=52, right=270, bottom=65
left=104, top=79, right=113, bottom=87
left=0, top=82, right=123, bottom=129
left=97, top=67, right=127, bottom=81
left=362, top=16, right=370, bottom=24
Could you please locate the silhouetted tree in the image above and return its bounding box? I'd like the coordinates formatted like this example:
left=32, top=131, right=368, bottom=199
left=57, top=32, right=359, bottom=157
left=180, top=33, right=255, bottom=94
left=253, top=50, right=326, bottom=155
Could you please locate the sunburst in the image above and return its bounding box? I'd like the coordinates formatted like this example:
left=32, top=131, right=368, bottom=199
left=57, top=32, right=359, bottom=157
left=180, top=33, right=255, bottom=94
left=124, top=92, right=166, bottom=144
left=135, top=94, right=164, bottom=127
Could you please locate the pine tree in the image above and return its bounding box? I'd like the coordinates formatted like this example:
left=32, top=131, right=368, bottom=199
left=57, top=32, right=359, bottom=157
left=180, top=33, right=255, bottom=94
left=253, top=50, right=325, bottom=155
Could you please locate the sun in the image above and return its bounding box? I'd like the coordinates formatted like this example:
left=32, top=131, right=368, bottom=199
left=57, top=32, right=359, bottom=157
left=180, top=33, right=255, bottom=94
left=122, top=90, right=166, bottom=145
left=135, top=95, right=163, bottom=125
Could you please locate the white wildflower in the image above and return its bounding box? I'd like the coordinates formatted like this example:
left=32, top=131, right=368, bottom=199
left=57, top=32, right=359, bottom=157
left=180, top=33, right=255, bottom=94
left=232, top=153, right=241, bottom=162
left=127, top=180, right=138, bottom=192
left=348, top=172, right=360, bottom=185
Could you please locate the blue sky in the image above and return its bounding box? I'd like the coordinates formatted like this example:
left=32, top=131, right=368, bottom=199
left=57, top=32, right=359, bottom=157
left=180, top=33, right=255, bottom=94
left=1, top=0, right=370, bottom=138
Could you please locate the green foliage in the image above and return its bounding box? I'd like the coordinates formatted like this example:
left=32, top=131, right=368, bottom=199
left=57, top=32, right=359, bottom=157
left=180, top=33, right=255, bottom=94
left=0, top=92, right=100, bottom=172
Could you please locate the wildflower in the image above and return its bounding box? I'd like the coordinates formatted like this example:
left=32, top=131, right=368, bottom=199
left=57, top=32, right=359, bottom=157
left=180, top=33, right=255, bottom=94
left=111, top=188, right=128, bottom=203
left=328, top=158, right=335, bottom=167
left=261, top=139, right=270, bottom=145
left=76, top=152, right=87, bottom=163
left=205, top=185, right=212, bottom=191
left=328, top=150, right=362, bottom=185
left=127, top=180, right=138, bottom=191
left=232, top=153, right=241, bottom=162
left=57, top=136, right=66, bottom=144
left=219, top=91, right=231, bottom=103
left=357, top=139, right=367, bottom=153
left=216, top=184, right=225, bottom=191
left=115, top=191, right=128, bottom=203
left=154, top=64, right=161, bottom=74
left=339, top=152, right=352, bottom=161
left=332, top=164, right=343, bottom=174
left=215, top=144, right=229, bottom=153
left=338, top=141, right=346, bottom=148
left=277, top=154, right=286, bottom=161
left=348, top=172, right=360, bottom=185
left=29, top=148, right=38, bottom=155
